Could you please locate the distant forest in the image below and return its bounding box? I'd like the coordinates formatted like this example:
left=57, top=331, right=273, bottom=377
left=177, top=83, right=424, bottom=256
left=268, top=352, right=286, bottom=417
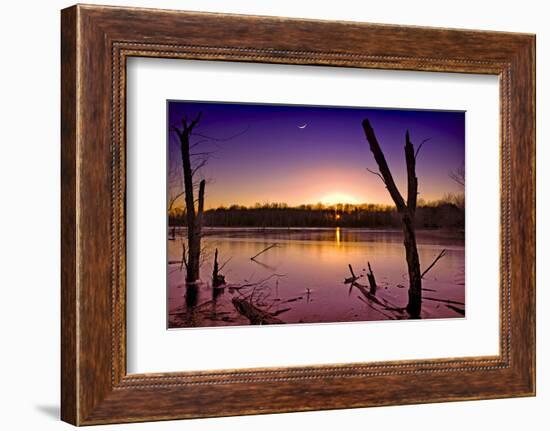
left=168, top=194, right=464, bottom=229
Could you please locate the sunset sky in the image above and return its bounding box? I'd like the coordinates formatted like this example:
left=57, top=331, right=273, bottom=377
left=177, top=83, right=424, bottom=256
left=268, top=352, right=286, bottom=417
left=167, top=101, right=465, bottom=209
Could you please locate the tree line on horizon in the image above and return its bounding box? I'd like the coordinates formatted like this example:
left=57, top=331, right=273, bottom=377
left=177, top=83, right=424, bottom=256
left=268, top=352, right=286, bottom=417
left=168, top=195, right=464, bottom=229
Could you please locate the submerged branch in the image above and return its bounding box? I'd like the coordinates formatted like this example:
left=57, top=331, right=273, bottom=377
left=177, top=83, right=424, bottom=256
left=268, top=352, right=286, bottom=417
left=446, top=304, right=466, bottom=316
left=423, top=296, right=465, bottom=306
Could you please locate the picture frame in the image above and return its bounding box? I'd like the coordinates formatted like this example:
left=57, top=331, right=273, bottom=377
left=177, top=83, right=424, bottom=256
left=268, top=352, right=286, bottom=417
left=61, top=4, right=535, bottom=425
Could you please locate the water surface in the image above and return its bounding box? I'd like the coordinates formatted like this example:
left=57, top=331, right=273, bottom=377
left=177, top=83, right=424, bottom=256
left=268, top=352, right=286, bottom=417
left=168, top=227, right=465, bottom=328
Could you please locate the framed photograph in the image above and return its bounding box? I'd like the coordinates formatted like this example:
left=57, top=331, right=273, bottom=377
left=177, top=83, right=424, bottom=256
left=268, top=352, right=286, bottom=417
left=61, top=4, right=535, bottom=425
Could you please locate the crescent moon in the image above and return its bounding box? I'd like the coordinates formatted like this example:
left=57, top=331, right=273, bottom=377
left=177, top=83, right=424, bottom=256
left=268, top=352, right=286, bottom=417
left=298, top=123, right=307, bottom=129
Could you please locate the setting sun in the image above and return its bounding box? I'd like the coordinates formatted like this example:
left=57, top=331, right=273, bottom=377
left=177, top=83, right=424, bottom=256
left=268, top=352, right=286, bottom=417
left=319, top=193, right=360, bottom=205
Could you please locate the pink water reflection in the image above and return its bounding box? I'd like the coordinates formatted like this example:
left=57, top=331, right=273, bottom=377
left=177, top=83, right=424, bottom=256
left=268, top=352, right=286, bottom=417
left=168, top=228, right=465, bottom=328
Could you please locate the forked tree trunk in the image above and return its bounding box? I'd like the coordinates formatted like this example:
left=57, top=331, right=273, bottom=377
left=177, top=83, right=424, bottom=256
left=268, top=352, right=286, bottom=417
left=173, top=113, right=205, bottom=283
left=362, top=119, right=422, bottom=318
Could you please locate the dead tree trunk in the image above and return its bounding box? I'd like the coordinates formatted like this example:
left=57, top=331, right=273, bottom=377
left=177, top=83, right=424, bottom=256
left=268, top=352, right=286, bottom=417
left=367, top=262, right=377, bottom=295
left=186, top=179, right=205, bottom=283
left=212, top=248, right=226, bottom=288
left=362, top=119, right=422, bottom=318
left=173, top=113, right=205, bottom=283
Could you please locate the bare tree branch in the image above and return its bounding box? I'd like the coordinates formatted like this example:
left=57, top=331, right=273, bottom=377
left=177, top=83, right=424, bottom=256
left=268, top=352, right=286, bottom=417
left=366, top=168, right=386, bottom=185
left=168, top=191, right=185, bottom=212
left=414, top=138, right=431, bottom=159
left=191, top=123, right=250, bottom=142
left=218, top=256, right=233, bottom=272
left=250, top=243, right=279, bottom=261
left=449, top=163, right=465, bottom=187
left=190, top=158, right=209, bottom=178
left=421, top=249, right=447, bottom=279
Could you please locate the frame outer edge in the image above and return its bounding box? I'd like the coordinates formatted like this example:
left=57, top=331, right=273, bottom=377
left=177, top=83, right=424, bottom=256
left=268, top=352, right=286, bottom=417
left=531, top=34, right=537, bottom=396
left=528, top=35, right=536, bottom=395
left=61, top=5, right=79, bottom=426
left=61, top=4, right=536, bottom=424
left=501, top=34, right=536, bottom=396
left=517, top=34, right=536, bottom=395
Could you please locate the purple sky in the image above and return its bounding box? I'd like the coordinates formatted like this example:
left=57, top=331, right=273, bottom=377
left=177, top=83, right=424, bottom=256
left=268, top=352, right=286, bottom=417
left=167, top=101, right=465, bottom=209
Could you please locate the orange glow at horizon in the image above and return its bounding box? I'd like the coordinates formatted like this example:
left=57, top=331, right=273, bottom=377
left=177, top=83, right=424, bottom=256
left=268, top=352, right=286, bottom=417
left=169, top=156, right=464, bottom=211
left=197, top=167, right=398, bottom=209
left=319, top=193, right=360, bottom=205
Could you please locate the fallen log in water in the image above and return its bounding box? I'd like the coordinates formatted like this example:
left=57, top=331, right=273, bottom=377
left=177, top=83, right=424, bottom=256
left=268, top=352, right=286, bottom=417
left=231, top=298, right=284, bottom=325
